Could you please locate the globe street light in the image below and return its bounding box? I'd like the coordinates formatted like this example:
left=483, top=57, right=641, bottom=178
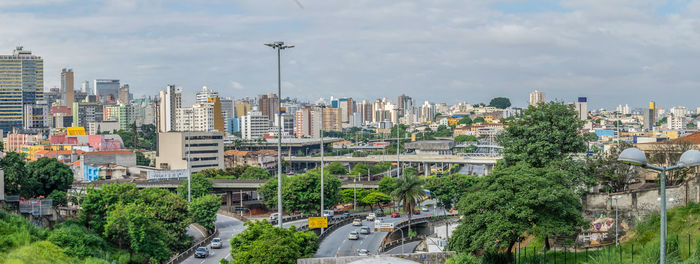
left=618, top=148, right=700, bottom=263
left=265, top=41, right=294, bottom=228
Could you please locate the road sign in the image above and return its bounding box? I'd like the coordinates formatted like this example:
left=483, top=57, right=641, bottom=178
left=308, top=217, right=328, bottom=228
left=235, top=206, right=246, bottom=212
left=378, top=223, right=394, bottom=232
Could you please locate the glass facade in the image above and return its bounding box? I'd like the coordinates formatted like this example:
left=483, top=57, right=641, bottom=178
left=0, top=47, right=44, bottom=133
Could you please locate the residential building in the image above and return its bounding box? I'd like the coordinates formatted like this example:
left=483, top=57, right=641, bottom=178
left=574, top=97, right=588, bottom=120
left=0, top=47, right=44, bottom=133
left=258, top=93, right=279, bottom=121
left=72, top=102, right=104, bottom=128
left=155, top=131, right=225, bottom=172
left=643, top=101, right=656, bottom=132
left=529, top=90, right=545, bottom=106
left=7, top=132, right=42, bottom=153
left=88, top=121, right=120, bottom=134
left=273, top=113, right=295, bottom=137
left=666, top=114, right=686, bottom=130
left=235, top=102, right=251, bottom=118
left=398, top=94, right=413, bottom=115
left=93, top=79, right=119, bottom=103
left=23, top=101, right=49, bottom=129
left=157, top=85, right=182, bottom=132
left=61, top=68, right=74, bottom=110
left=81, top=80, right=89, bottom=93
left=322, top=107, right=342, bottom=132
left=295, top=107, right=317, bottom=138
left=241, top=110, right=270, bottom=139
left=118, top=84, right=130, bottom=104
left=420, top=101, right=435, bottom=122
left=208, top=97, right=225, bottom=133
left=196, top=86, right=219, bottom=104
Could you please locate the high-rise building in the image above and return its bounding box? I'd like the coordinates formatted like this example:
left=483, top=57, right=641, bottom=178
left=0, top=47, right=44, bottom=133
left=420, top=101, right=435, bottom=122
left=643, top=101, right=656, bottom=131
left=295, top=107, right=313, bottom=138
left=208, top=97, right=225, bottom=133
left=72, top=102, right=104, bottom=128
left=155, top=131, right=224, bottom=172
left=81, top=80, right=89, bottom=93
left=322, top=107, right=342, bottom=132
left=226, top=117, right=240, bottom=134
left=258, top=93, right=279, bottom=121
left=118, top=84, right=130, bottom=104
left=398, top=94, right=413, bottom=115
left=235, top=102, right=251, bottom=118
left=337, top=98, right=353, bottom=124
left=273, top=113, right=295, bottom=137
left=666, top=114, right=686, bottom=131
left=61, top=68, right=74, bottom=110
left=356, top=100, right=373, bottom=125
left=104, top=104, right=135, bottom=130
left=529, top=90, right=545, bottom=106
left=241, top=109, right=270, bottom=139
left=94, top=79, right=120, bottom=103
left=220, top=98, right=234, bottom=126
left=23, top=101, right=49, bottom=129
left=574, top=97, right=588, bottom=120
left=196, top=86, right=219, bottom=104
left=157, top=85, right=182, bottom=132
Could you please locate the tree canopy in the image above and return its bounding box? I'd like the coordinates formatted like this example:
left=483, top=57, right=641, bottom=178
left=390, top=174, right=425, bottom=232
left=225, top=221, right=318, bottom=264
left=488, top=97, right=512, bottom=109
left=497, top=101, right=587, bottom=168
left=189, top=194, right=222, bottom=231
left=454, top=135, right=478, bottom=143
left=326, top=162, right=348, bottom=175
left=424, top=174, right=479, bottom=210
left=239, top=166, right=271, bottom=179
left=259, top=170, right=342, bottom=214
left=176, top=174, right=213, bottom=200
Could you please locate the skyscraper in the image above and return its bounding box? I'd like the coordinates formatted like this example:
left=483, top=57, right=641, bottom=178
left=61, top=68, right=74, bottom=110
left=81, top=80, right=89, bottom=93
left=643, top=101, right=656, bottom=131
left=529, top=90, right=545, bottom=106
left=158, top=85, right=182, bottom=133
left=398, top=94, right=413, bottom=115
left=258, top=93, right=279, bottom=121
left=0, top=47, right=44, bottom=132
left=118, top=84, right=130, bottom=104
left=94, top=79, right=120, bottom=103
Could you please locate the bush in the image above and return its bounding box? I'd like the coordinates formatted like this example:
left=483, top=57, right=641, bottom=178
left=446, top=253, right=479, bottom=264
left=47, top=223, right=107, bottom=259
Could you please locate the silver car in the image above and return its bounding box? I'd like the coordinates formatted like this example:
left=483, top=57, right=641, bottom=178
left=357, top=249, right=370, bottom=256
left=347, top=231, right=359, bottom=240
left=210, top=237, right=222, bottom=249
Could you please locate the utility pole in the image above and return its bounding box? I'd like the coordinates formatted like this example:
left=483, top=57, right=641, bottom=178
left=320, top=104, right=325, bottom=233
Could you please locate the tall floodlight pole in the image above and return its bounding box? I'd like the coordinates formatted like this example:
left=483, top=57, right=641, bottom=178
left=187, top=130, right=191, bottom=203
left=319, top=104, right=325, bottom=233
left=265, top=41, right=294, bottom=228
left=395, top=111, right=401, bottom=178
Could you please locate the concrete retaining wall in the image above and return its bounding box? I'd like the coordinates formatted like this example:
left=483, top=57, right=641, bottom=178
left=297, top=252, right=455, bottom=264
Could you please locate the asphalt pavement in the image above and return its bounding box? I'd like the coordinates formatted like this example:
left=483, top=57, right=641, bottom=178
left=314, top=204, right=443, bottom=258
left=384, top=241, right=421, bottom=255
left=181, top=214, right=247, bottom=264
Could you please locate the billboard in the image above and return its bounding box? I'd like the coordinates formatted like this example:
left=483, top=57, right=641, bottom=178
left=146, top=169, right=190, bottom=181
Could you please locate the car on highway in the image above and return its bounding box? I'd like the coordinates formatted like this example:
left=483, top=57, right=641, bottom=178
left=210, top=237, right=222, bottom=249
left=357, top=249, right=370, bottom=256
left=270, top=213, right=280, bottom=221
left=348, top=231, right=359, bottom=240
left=366, top=213, right=375, bottom=221
left=352, top=218, right=362, bottom=226
left=323, top=210, right=335, bottom=219
left=422, top=207, right=429, bottom=212
left=391, top=212, right=400, bottom=218
left=413, top=210, right=421, bottom=215
left=359, top=226, right=371, bottom=234
left=341, top=212, right=350, bottom=217
left=194, top=247, right=209, bottom=258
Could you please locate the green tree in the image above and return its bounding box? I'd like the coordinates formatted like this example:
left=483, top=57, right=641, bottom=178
left=424, top=174, right=478, bottom=211
left=136, top=188, right=192, bottom=251
left=22, top=157, right=74, bottom=198
left=176, top=174, right=213, bottom=200
left=135, top=151, right=151, bottom=166
left=449, top=163, right=585, bottom=254
left=360, top=191, right=392, bottom=212
left=227, top=221, right=318, bottom=264
left=341, top=188, right=371, bottom=205
left=378, top=176, right=399, bottom=195
left=390, top=174, right=425, bottom=232
left=473, top=116, right=486, bottom=124
left=239, top=166, right=271, bottom=180
left=47, top=190, right=67, bottom=207
left=2, top=241, right=72, bottom=264
left=104, top=203, right=170, bottom=263
left=350, top=163, right=370, bottom=177
left=497, top=101, right=587, bottom=168
left=454, top=135, right=477, bottom=142
left=48, top=223, right=107, bottom=259
left=1, top=152, right=27, bottom=196
left=457, top=117, right=472, bottom=126
left=488, top=97, right=512, bottom=109
left=259, top=170, right=342, bottom=214
left=189, top=194, right=221, bottom=231
left=587, top=141, right=638, bottom=192
left=326, top=162, right=348, bottom=175
left=402, top=167, right=418, bottom=177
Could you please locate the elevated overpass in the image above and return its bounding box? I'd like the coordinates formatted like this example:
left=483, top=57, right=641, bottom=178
left=288, top=154, right=500, bottom=175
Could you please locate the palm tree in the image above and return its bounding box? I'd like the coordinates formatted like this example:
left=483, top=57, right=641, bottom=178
left=390, top=174, right=425, bottom=234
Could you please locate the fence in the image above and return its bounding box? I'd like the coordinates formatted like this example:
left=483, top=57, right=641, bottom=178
left=381, top=234, right=426, bottom=253
left=164, top=227, right=219, bottom=264
left=18, top=199, right=53, bottom=216
left=512, top=234, right=698, bottom=264
left=317, top=213, right=369, bottom=242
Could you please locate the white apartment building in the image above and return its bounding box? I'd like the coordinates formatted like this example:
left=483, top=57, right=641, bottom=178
left=529, top=90, right=545, bottom=106
left=241, top=110, right=270, bottom=139
left=175, top=103, right=215, bottom=132
left=196, top=86, right=219, bottom=104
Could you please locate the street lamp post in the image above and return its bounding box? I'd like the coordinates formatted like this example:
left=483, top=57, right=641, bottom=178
left=319, top=104, right=325, bottom=233
left=618, top=148, right=700, bottom=263
left=265, top=41, right=294, bottom=228
left=611, top=195, right=622, bottom=246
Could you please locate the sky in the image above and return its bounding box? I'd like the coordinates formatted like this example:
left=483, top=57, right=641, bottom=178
left=1, top=0, right=699, bottom=109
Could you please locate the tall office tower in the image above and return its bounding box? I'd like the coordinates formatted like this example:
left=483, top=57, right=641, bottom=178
left=241, top=109, right=270, bottom=139
left=94, top=79, right=120, bottom=103
left=574, top=97, right=588, bottom=120
left=235, top=102, right=251, bottom=118
left=643, top=101, right=656, bottom=132
left=258, top=93, right=279, bottom=121
left=158, top=85, right=182, bottom=132
left=0, top=47, right=44, bottom=133
left=397, top=94, right=413, bottom=115
left=81, top=80, right=89, bottom=93
left=118, top=84, right=130, bottom=104
left=72, top=102, right=104, bottom=128
left=61, top=68, right=74, bottom=110
left=338, top=98, right=353, bottom=123
left=529, top=90, right=545, bottom=106
left=208, top=97, right=225, bottom=133
left=220, top=97, right=234, bottom=131
left=196, top=86, right=219, bottom=104
left=356, top=100, right=373, bottom=125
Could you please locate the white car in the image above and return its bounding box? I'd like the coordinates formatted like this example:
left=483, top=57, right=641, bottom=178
left=270, top=213, right=280, bottom=221
left=348, top=231, right=359, bottom=240
left=357, top=249, right=370, bottom=256
left=366, top=213, right=375, bottom=221
left=210, top=237, right=222, bottom=249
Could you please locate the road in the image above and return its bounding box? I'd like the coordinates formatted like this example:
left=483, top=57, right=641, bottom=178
left=314, top=204, right=444, bottom=258
left=181, top=214, right=247, bottom=264
left=384, top=241, right=421, bottom=255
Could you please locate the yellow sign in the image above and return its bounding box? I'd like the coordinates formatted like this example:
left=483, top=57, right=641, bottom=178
left=308, top=217, right=328, bottom=228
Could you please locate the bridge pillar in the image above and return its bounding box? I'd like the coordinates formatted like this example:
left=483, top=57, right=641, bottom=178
left=424, top=162, right=429, bottom=176
left=227, top=191, right=232, bottom=212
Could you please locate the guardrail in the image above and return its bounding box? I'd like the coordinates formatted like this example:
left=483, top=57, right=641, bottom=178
left=379, top=214, right=458, bottom=253
left=317, top=213, right=369, bottom=242
left=165, top=227, right=219, bottom=264
left=218, top=209, right=249, bottom=222
left=270, top=213, right=320, bottom=226
left=380, top=234, right=426, bottom=253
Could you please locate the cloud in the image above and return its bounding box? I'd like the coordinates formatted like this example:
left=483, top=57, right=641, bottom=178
left=1, top=1, right=700, bottom=109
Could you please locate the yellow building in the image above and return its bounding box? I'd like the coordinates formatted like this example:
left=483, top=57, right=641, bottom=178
left=208, top=97, right=225, bottom=133
left=20, top=145, right=46, bottom=161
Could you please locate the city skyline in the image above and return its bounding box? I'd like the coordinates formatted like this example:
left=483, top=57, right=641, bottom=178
left=1, top=1, right=700, bottom=109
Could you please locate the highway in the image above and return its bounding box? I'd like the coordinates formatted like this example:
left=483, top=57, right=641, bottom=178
left=315, top=203, right=444, bottom=257
left=181, top=214, right=247, bottom=264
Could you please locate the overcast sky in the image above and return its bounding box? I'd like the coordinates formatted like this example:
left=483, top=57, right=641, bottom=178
left=1, top=0, right=699, bottom=109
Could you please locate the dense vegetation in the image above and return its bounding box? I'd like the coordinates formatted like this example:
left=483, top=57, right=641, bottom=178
left=222, top=221, right=318, bottom=264
left=2, top=153, right=73, bottom=199
left=259, top=168, right=342, bottom=214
